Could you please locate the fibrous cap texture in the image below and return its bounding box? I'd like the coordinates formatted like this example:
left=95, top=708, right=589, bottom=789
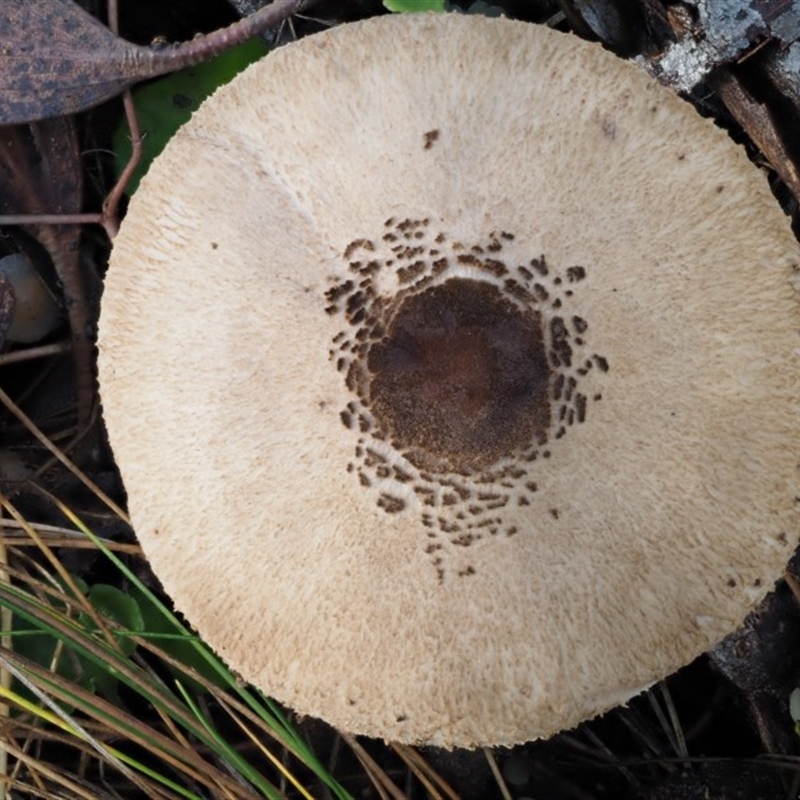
left=98, top=13, right=800, bottom=748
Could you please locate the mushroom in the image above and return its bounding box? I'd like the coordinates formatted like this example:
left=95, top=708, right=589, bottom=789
left=0, top=252, right=61, bottom=345
left=97, top=14, right=800, bottom=748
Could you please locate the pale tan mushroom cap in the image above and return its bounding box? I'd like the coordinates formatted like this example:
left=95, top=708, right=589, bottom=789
left=98, top=14, right=800, bottom=747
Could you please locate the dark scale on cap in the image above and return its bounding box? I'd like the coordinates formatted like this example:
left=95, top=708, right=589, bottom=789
left=397, top=261, right=427, bottom=284
left=483, top=259, right=507, bottom=277
left=378, top=494, right=406, bottom=513
left=343, top=239, right=375, bottom=260
left=457, top=253, right=480, bottom=267
left=532, top=284, right=549, bottom=302
left=575, top=394, right=587, bottom=422
left=518, top=266, right=533, bottom=281
left=393, top=465, right=413, bottom=482
left=457, top=565, right=476, bottom=577
left=505, top=278, right=533, bottom=304
left=530, top=256, right=548, bottom=276
left=566, top=266, right=587, bottom=283
left=423, top=129, right=440, bottom=150
left=485, top=499, right=508, bottom=510
left=439, top=517, right=462, bottom=534
left=549, top=317, right=573, bottom=368
left=324, top=223, right=608, bottom=578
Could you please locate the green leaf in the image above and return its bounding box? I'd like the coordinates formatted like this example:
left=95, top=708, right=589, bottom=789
left=12, top=580, right=145, bottom=706
left=12, top=628, right=91, bottom=694
left=113, top=37, right=268, bottom=195
left=383, top=0, right=445, bottom=11
left=84, top=584, right=145, bottom=657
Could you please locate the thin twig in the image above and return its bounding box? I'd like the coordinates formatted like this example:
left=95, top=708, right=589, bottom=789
left=123, top=0, right=311, bottom=77
left=0, top=214, right=102, bottom=227
left=0, top=341, right=71, bottom=367
left=102, top=90, right=142, bottom=238
left=340, top=733, right=406, bottom=800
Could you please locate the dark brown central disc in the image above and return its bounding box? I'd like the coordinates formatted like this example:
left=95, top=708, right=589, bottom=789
left=367, top=278, right=551, bottom=472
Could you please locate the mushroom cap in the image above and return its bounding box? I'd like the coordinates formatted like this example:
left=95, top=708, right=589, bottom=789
left=97, top=14, right=800, bottom=748
left=0, top=253, right=61, bottom=344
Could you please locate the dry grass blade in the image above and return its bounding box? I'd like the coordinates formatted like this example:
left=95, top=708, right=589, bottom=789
left=191, top=691, right=318, bottom=800
left=0, top=708, right=189, bottom=798
left=0, top=518, right=140, bottom=553
left=340, top=733, right=405, bottom=800
left=0, top=578, right=237, bottom=752
left=160, top=643, right=302, bottom=755
left=132, top=635, right=354, bottom=799
left=0, top=659, right=164, bottom=797
left=0, top=581, right=285, bottom=797
left=483, top=748, right=512, bottom=800
left=0, top=386, right=128, bottom=521
left=55, top=505, right=354, bottom=799
left=0, top=649, right=265, bottom=799
left=1, top=737, right=118, bottom=799
left=391, top=743, right=460, bottom=800
left=658, top=682, right=688, bottom=758
left=0, top=492, right=119, bottom=650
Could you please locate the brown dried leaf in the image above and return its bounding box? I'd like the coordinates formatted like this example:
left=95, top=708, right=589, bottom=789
left=0, top=0, right=137, bottom=124
left=0, top=0, right=307, bottom=124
